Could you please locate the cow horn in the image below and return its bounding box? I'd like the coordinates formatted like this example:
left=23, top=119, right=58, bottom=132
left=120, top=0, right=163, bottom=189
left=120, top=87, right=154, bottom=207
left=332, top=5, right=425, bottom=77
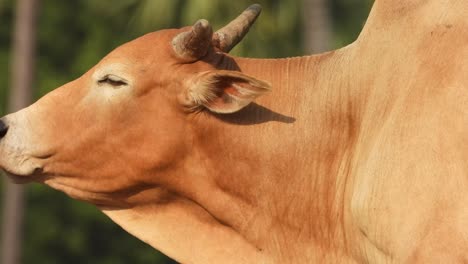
left=172, top=19, right=213, bottom=61
left=212, top=4, right=262, bottom=52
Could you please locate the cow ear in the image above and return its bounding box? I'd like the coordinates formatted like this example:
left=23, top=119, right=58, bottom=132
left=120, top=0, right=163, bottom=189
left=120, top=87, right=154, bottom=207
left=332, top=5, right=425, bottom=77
left=180, top=70, right=271, bottom=114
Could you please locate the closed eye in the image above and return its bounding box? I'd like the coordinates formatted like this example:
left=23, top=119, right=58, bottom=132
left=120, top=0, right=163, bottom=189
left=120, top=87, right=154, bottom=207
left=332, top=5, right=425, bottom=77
left=98, top=75, right=128, bottom=87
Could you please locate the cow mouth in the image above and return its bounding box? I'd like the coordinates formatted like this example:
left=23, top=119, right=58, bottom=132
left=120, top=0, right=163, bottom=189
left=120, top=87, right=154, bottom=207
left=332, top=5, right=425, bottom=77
left=2, top=171, right=32, bottom=183
left=1, top=167, right=45, bottom=184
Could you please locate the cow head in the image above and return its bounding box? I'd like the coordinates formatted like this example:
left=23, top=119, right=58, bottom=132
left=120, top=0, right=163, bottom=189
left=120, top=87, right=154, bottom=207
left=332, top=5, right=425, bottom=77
left=0, top=5, right=270, bottom=207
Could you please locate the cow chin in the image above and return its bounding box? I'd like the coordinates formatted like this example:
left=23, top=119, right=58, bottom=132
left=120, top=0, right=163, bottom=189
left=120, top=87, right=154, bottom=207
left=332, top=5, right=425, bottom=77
left=3, top=170, right=37, bottom=184
left=0, top=151, right=45, bottom=184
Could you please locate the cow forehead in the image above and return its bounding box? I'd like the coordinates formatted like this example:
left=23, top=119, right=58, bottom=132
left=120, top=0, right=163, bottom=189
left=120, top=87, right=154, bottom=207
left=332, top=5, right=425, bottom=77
left=102, top=29, right=181, bottom=65
left=90, top=28, right=186, bottom=86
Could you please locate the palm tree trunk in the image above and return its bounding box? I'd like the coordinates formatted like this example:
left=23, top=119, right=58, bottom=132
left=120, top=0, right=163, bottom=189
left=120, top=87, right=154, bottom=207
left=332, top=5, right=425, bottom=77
left=302, top=0, right=332, bottom=53
left=1, top=1, right=40, bottom=264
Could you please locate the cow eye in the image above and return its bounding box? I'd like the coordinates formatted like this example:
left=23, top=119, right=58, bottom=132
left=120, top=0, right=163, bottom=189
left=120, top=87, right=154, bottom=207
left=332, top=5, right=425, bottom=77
left=98, top=75, right=127, bottom=87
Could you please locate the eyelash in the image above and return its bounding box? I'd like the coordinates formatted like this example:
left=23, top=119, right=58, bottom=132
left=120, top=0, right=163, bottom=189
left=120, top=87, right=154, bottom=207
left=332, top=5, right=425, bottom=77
left=98, top=76, right=127, bottom=87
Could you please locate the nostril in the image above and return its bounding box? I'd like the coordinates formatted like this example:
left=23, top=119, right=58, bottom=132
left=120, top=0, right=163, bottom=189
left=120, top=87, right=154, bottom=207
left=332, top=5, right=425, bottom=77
left=0, top=119, right=8, bottom=139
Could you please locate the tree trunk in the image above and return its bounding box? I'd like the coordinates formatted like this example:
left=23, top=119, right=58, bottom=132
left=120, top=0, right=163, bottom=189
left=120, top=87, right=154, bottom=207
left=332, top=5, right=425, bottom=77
left=302, top=0, right=332, bottom=53
left=1, top=1, right=40, bottom=264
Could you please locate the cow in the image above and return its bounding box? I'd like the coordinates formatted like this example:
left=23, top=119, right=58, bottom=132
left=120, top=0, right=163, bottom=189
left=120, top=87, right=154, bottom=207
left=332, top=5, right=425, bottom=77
left=0, top=1, right=467, bottom=263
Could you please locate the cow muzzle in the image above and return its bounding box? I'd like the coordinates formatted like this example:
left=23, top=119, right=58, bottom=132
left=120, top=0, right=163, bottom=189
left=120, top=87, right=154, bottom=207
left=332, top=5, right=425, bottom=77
left=0, top=114, right=47, bottom=183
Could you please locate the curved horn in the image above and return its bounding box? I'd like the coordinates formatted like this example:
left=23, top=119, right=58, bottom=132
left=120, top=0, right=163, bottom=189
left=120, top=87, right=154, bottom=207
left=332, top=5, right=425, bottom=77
left=172, top=19, right=213, bottom=61
left=212, top=4, right=262, bottom=52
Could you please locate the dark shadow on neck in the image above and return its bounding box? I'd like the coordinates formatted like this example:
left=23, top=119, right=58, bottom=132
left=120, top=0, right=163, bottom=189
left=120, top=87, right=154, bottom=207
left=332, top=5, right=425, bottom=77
left=212, top=103, right=296, bottom=126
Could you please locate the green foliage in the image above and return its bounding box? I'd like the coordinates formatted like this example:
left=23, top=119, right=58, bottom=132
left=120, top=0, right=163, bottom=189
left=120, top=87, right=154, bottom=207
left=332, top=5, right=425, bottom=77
left=0, top=0, right=13, bottom=116
left=0, top=0, right=372, bottom=263
left=332, top=0, right=374, bottom=47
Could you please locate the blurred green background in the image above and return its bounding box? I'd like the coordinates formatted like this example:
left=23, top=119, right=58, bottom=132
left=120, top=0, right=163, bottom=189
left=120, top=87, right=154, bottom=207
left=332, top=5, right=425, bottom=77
left=0, top=0, right=372, bottom=263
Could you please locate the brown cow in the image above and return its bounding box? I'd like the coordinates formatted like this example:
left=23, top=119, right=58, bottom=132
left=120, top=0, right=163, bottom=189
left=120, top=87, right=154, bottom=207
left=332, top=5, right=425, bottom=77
left=0, top=1, right=467, bottom=263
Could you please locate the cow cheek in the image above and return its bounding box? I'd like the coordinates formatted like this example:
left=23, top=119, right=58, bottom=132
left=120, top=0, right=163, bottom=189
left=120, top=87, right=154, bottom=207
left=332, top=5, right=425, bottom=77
left=111, top=93, right=192, bottom=179
left=115, top=114, right=190, bottom=182
left=48, top=103, right=188, bottom=194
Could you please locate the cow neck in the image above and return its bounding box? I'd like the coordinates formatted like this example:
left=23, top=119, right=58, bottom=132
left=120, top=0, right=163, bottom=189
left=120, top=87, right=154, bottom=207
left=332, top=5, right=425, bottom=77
left=176, top=49, right=361, bottom=259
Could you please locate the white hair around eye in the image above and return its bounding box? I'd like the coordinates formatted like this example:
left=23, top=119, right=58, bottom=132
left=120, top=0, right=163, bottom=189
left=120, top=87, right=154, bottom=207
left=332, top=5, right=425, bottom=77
left=98, top=74, right=128, bottom=87
left=92, top=63, right=133, bottom=87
